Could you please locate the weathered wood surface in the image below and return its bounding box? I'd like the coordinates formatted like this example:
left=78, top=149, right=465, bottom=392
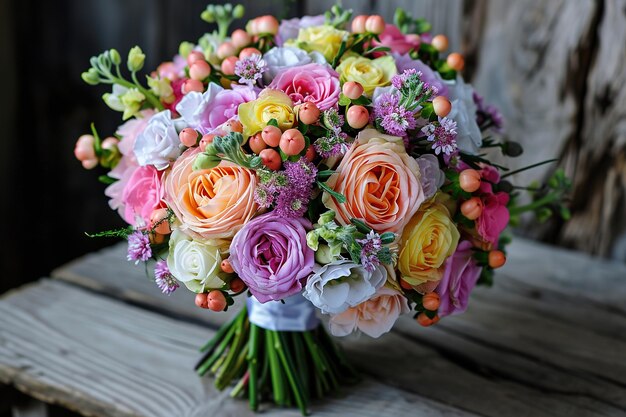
left=5, top=238, right=610, bottom=416
left=0, top=280, right=475, bottom=417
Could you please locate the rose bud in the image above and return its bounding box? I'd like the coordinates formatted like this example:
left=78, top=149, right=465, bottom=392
left=342, top=81, right=364, bottom=100
left=217, top=42, right=237, bottom=60
left=422, top=292, right=440, bottom=311
left=248, top=132, right=267, bottom=154
left=207, top=290, right=227, bottom=311
left=189, top=60, right=211, bottom=81
left=231, top=29, right=252, bottom=49
left=195, top=293, right=209, bottom=309
left=365, top=15, right=385, bottom=35
left=447, top=52, right=465, bottom=71
left=298, top=102, right=321, bottom=125
left=351, top=15, right=368, bottom=33
left=346, top=105, right=370, bottom=129
left=150, top=208, right=171, bottom=235
left=186, top=51, right=205, bottom=66
left=179, top=127, right=198, bottom=147
left=279, top=128, right=306, bottom=156
left=432, top=96, right=452, bottom=117
left=229, top=278, right=246, bottom=293
left=224, top=119, right=243, bottom=133
left=221, top=56, right=238, bottom=76
left=261, top=125, right=282, bottom=147
left=256, top=15, right=279, bottom=35
left=259, top=148, right=282, bottom=170
left=305, top=144, right=316, bottom=162
left=220, top=259, right=234, bottom=274
left=431, top=34, right=449, bottom=51
left=461, top=197, right=483, bottom=220
left=199, top=134, right=215, bottom=152
left=181, top=79, right=204, bottom=94
left=459, top=169, right=482, bottom=193
left=488, top=250, right=506, bottom=268
left=239, top=47, right=262, bottom=60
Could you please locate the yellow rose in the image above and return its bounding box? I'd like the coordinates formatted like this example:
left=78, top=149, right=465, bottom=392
left=397, top=201, right=460, bottom=286
left=238, top=89, right=295, bottom=138
left=336, top=55, right=397, bottom=96
left=289, top=25, right=349, bottom=62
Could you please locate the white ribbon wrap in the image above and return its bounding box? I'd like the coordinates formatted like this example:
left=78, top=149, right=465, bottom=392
left=247, top=293, right=320, bottom=331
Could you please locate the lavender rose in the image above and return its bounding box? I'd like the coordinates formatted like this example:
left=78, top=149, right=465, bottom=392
left=436, top=240, right=482, bottom=316
left=229, top=213, right=315, bottom=303
left=416, top=154, right=445, bottom=199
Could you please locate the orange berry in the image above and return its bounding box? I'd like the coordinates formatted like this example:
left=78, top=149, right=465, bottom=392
left=447, top=53, right=465, bottom=71
left=231, top=29, right=252, bottom=49
left=298, top=102, right=320, bottom=125
left=417, top=312, right=434, bottom=327
left=149, top=232, right=165, bottom=245
left=179, top=127, right=198, bottom=147
left=432, top=96, right=452, bottom=117
left=488, top=250, right=506, bottom=268
left=305, top=145, right=316, bottom=162
left=422, top=292, right=440, bottom=311
left=195, top=293, right=209, bottom=309
left=225, top=119, right=243, bottom=133
left=186, top=51, right=205, bottom=66
left=220, top=259, right=234, bottom=274
left=189, top=60, right=212, bottom=81
left=221, top=56, right=238, bottom=75
left=399, top=278, right=413, bottom=290
left=150, top=208, right=171, bottom=235
left=230, top=278, right=246, bottom=293
left=256, top=16, right=279, bottom=35
left=461, top=197, right=483, bottom=220
left=239, top=47, right=262, bottom=59
left=459, top=169, right=481, bottom=193
left=207, top=290, right=227, bottom=311
left=259, top=148, right=282, bottom=170
left=346, top=105, right=369, bottom=129
left=279, top=129, right=306, bottom=156
left=261, top=125, right=282, bottom=147
left=365, top=15, right=385, bottom=35
left=351, top=15, right=368, bottom=34
left=199, top=134, right=215, bottom=152
left=217, top=42, right=237, bottom=60
left=248, top=132, right=267, bottom=154
left=431, top=35, right=449, bottom=51
left=342, top=81, right=364, bottom=100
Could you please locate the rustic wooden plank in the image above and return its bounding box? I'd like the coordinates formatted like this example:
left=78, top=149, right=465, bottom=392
left=12, top=399, right=49, bottom=417
left=0, top=280, right=477, bottom=417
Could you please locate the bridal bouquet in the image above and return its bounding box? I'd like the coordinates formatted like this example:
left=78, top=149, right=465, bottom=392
left=75, top=3, right=570, bottom=414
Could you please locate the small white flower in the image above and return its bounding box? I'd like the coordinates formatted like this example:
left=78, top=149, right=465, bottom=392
left=262, top=46, right=326, bottom=84
left=303, top=260, right=387, bottom=314
left=166, top=230, right=227, bottom=293
left=133, top=110, right=181, bottom=170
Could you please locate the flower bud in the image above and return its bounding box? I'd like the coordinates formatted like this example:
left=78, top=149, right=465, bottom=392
left=318, top=211, right=336, bottom=225
left=298, top=102, right=320, bottom=125
left=346, top=105, right=369, bottom=129
left=431, top=35, right=448, bottom=51
left=432, top=96, right=452, bottom=117
left=459, top=169, right=481, bottom=193
left=127, top=46, right=145, bottom=72
left=365, top=15, right=385, bottom=34
left=351, top=15, right=368, bottom=33
left=461, top=197, right=483, bottom=220
left=342, top=81, right=364, bottom=100
left=81, top=68, right=100, bottom=85
left=314, top=244, right=337, bottom=264
left=279, top=129, right=306, bottom=156
left=109, top=49, right=121, bottom=66
left=232, top=4, right=245, bottom=19
left=503, top=141, right=523, bottom=157
left=193, top=152, right=221, bottom=170
left=74, top=134, right=97, bottom=168
left=178, top=41, right=195, bottom=58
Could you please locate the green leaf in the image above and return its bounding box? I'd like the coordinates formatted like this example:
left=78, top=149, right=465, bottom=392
left=419, top=103, right=434, bottom=120
left=351, top=95, right=372, bottom=106
left=331, top=40, right=347, bottom=67
left=318, top=181, right=346, bottom=203
left=414, top=18, right=432, bottom=34
left=317, top=169, right=335, bottom=179
left=98, top=175, right=117, bottom=185
left=364, top=46, right=391, bottom=55
left=267, top=118, right=279, bottom=127
left=350, top=218, right=372, bottom=234
left=338, top=93, right=351, bottom=106
left=380, top=232, right=396, bottom=244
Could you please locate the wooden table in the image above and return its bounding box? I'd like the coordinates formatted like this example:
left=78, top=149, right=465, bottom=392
left=1, top=237, right=625, bottom=417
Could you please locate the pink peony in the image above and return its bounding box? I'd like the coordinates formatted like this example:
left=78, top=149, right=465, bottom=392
left=436, top=241, right=482, bottom=317
left=121, top=165, right=165, bottom=227
left=268, top=63, right=340, bottom=111
left=373, top=25, right=420, bottom=54
left=329, top=287, right=410, bottom=338
left=477, top=192, right=510, bottom=246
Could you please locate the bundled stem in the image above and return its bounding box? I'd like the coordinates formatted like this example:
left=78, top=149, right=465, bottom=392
left=195, top=304, right=359, bottom=415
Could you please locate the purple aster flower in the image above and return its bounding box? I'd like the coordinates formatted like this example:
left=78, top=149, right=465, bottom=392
left=473, top=92, right=504, bottom=132
left=127, top=231, right=152, bottom=264
left=314, top=132, right=350, bottom=158
left=357, top=230, right=384, bottom=272
left=373, top=91, right=417, bottom=136
left=235, top=54, right=267, bottom=86
left=422, top=117, right=458, bottom=156
left=154, top=260, right=179, bottom=295
left=322, top=108, right=345, bottom=134
left=274, top=159, right=318, bottom=218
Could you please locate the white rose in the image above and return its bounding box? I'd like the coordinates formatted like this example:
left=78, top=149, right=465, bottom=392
left=445, top=76, right=482, bottom=154
left=262, top=46, right=326, bottom=84
left=175, top=82, right=223, bottom=131
left=303, top=260, right=387, bottom=314
left=133, top=110, right=181, bottom=170
left=416, top=154, right=445, bottom=199
left=166, top=230, right=227, bottom=293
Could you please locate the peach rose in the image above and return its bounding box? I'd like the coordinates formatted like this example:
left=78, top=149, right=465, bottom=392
left=322, top=129, right=425, bottom=234
left=165, top=148, right=259, bottom=240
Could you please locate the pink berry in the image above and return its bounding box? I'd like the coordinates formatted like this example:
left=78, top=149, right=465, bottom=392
left=352, top=15, right=368, bottom=33
left=248, top=133, right=267, bottom=154
left=181, top=79, right=204, bottom=94
left=207, top=290, right=227, bottom=312
left=179, top=128, right=198, bottom=147
left=298, top=102, right=320, bottom=125
left=101, top=136, right=119, bottom=151
left=346, top=105, right=370, bottom=129
left=259, top=148, right=282, bottom=170
left=231, top=29, right=252, bottom=49
left=217, top=42, right=237, bottom=60
left=256, top=16, right=279, bottom=35
left=221, top=56, right=238, bottom=75
left=261, top=125, right=282, bottom=147
left=365, top=15, right=385, bottom=34
left=342, top=81, right=364, bottom=100
left=186, top=51, right=205, bottom=66
left=431, top=35, right=449, bottom=52
left=220, top=259, right=234, bottom=274
left=189, top=60, right=211, bottom=81
left=459, top=169, right=482, bottom=193
left=461, top=197, right=483, bottom=220
left=195, top=293, right=209, bottom=309
left=239, top=47, right=262, bottom=60
left=432, top=96, right=452, bottom=117
left=199, top=134, right=215, bottom=152
left=279, top=129, right=306, bottom=156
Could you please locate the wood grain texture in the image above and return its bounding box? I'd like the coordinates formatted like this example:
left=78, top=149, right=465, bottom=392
left=0, top=280, right=476, bottom=417
left=47, top=238, right=626, bottom=416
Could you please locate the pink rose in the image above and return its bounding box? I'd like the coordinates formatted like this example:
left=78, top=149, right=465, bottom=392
left=373, top=25, right=420, bottom=54
left=116, top=109, right=155, bottom=164
left=105, top=157, right=137, bottom=219
left=121, top=165, right=165, bottom=227
left=436, top=241, right=482, bottom=317
left=476, top=192, right=509, bottom=246
left=268, top=63, right=340, bottom=111
left=329, top=287, right=410, bottom=338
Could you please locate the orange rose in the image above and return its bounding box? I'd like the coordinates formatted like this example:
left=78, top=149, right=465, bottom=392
left=165, top=148, right=259, bottom=240
left=322, top=129, right=425, bottom=234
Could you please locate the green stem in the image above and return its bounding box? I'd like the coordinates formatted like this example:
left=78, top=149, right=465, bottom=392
left=303, top=332, right=330, bottom=393
left=509, top=192, right=560, bottom=215
left=196, top=322, right=238, bottom=376
left=501, top=159, right=558, bottom=179
left=273, top=331, right=308, bottom=415
left=247, top=324, right=260, bottom=411
left=131, top=71, right=164, bottom=110
left=266, top=330, right=285, bottom=405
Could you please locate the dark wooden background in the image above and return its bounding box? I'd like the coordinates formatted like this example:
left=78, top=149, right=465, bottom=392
left=1, top=0, right=624, bottom=296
